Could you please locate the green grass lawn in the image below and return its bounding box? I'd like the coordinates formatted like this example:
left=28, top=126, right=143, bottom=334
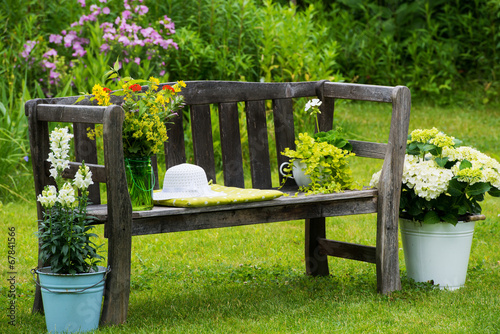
left=1, top=102, right=500, bottom=333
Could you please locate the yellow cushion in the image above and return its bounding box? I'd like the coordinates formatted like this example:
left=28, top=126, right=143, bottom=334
left=153, top=184, right=283, bottom=207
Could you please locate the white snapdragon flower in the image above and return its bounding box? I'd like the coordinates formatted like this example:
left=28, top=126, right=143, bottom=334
left=47, top=127, right=73, bottom=177
left=37, top=185, right=58, bottom=208
left=57, top=182, right=76, bottom=208
left=74, top=164, right=94, bottom=190
left=305, top=99, right=322, bottom=112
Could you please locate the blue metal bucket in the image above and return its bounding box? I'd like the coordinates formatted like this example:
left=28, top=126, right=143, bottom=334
left=35, top=266, right=109, bottom=333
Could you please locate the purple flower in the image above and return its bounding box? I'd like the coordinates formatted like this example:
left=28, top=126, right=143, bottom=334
left=43, top=49, right=58, bottom=58
left=103, top=7, right=110, bottom=15
left=49, top=34, right=63, bottom=44
left=78, top=0, right=86, bottom=7
left=159, top=70, right=165, bottom=76
left=90, top=4, right=101, bottom=15
left=64, top=32, right=77, bottom=47
left=103, top=33, right=115, bottom=41
left=122, top=10, right=132, bottom=20
left=24, top=156, right=29, bottom=162
left=135, top=5, right=148, bottom=15
left=99, top=0, right=107, bottom=3
left=100, top=43, right=110, bottom=53
left=118, top=35, right=131, bottom=46
left=141, top=27, right=155, bottom=37
left=21, top=40, right=38, bottom=59
left=134, top=57, right=141, bottom=65
left=49, top=70, right=60, bottom=80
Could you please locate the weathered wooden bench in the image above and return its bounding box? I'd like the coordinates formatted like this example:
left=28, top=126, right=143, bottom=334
left=27, top=80, right=410, bottom=325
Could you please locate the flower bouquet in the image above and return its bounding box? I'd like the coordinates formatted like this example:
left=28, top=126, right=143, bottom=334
left=280, top=98, right=355, bottom=194
left=371, top=127, right=500, bottom=225
left=78, top=60, right=186, bottom=210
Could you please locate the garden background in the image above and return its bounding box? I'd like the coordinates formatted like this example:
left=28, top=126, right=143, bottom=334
left=1, top=0, right=500, bottom=333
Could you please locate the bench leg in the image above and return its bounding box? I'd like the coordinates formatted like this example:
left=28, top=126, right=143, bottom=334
left=305, top=218, right=329, bottom=276
left=376, top=214, right=401, bottom=294
left=100, top=233, right=132, bottom=325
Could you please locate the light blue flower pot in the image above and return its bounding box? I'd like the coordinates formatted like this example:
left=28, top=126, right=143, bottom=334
left=36, top=266, right=108, bottom=333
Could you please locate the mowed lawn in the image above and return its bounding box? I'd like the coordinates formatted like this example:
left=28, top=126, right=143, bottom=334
left=1, top=101, right=499, bottom=333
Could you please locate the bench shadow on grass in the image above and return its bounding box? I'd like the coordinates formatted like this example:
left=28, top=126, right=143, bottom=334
left=126, top=263, right=437, bottom=328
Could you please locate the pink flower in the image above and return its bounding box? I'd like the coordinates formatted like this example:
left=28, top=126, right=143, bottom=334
left=43, top=49, right=58, bottom=58
left=49, top=34, right=63, bottom=44
left=135, top=5, right=148, bottom=15
left=103, top=7, right=110, bottom=15
left=100, top=44, right=110, bottom=53
left=122, top=10, right=132, bottom=20
left=141, top=27, right=155, bottom=37
left=118, top=35, right=131, bottom=46
left=103, top=33, right=115, bottom=41
left=78, top=0, right=86, bottom=7
left=99, top=0, right=107, bottom=2
left=134, top=57, right=140, bottom=65
left=21, top=40, right=38, bottom=59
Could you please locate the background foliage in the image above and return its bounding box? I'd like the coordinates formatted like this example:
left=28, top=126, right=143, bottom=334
left=1, top=0, right=499, bottom=202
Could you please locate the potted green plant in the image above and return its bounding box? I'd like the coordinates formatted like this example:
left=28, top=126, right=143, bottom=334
left=34, top=127, right=108, bottom=333
left=371, top=127, right=500, bottom=289
left=280, top=98, right=355, bottom=194
left=78, top=60, right=186, bottom=211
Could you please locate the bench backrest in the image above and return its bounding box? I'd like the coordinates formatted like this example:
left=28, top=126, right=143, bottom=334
left=26, top=80, right=410, bottom=216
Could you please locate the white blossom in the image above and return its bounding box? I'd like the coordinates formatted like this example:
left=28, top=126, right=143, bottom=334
left=74, top=164, right=94, bottom=190
left=305, top=99, right=322, bottom=112
left=37, top=185, right=58, bottom=208
left=57, top=182, right=76, bottom=208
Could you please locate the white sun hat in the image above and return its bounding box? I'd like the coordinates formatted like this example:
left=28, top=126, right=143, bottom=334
left=153, top=163, right=224, bottom=201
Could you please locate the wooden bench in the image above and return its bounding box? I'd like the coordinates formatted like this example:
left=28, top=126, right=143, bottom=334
left=26, top=80, right=410, bottom=325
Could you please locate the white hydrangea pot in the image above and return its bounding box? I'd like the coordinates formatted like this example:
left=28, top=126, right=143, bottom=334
left=400, top=218, right=475, bottom=290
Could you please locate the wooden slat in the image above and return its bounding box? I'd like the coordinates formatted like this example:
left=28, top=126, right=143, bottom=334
left=318, top=238, right=377, bottom=263
left=273, top=98, right=296, bottom=187
left=36, top=104, right=107, bottom=123
left=73, top=123, right=101, bottom=204
left=181, top=81, right=318, bottom=105
left=375, top=85, right=411, bottom=294
left=190, top=104, right=216, bottom=183
left=27, top=99, right=52, bottom=315
left=100, top=105, right=132, bottom=326
left=164, top=112, right=186, bottom=169
left=245, top=100, right=272, bottom=189
left=323, top=82, right=394, bottom=102
left=218, top=102, right=245, bottom=187
left=305, top=218, right=330, bottom=276
left=349, top=140, right=388, bottom=159
left=48, top=161, right=107, bottom=183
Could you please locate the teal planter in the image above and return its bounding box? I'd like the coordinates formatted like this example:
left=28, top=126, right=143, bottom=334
left=36, top=266, right=108, bottom=333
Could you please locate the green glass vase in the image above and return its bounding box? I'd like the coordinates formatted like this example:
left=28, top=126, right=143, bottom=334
left=124, top=156, right=154, bottom=211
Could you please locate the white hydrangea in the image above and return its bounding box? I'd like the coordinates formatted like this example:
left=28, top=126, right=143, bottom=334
left=370, top=170, right=382, bottom=188
left=74, top=164, right=94, bottom=190
left=402, top=155, right=453, bottom=201
left=57, top=182, right=76, bottom=208
left=37, top=185, right=58, bottom=208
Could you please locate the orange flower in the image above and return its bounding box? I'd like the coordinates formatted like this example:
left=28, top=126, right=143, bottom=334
left=129, top=84, right=142, bottom=92
left=103, top=87, right=111, bottom=93
left=162, top=84, right=175, bottom=93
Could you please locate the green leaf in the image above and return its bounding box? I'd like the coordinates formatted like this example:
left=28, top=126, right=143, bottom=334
left=441, top=213, right=458, bottom=226
left=488, top=187, right=500, bottom=197
left=466, top=182, right=491, bottom=196
left=434, top=157, right=449, bottom=168
left=62, top=244, right=69, bottom=255
left=423, top=211, right=440, bottom=224
left=459, top=160, right=472, bottom=170
left=448, top=178, right=466, bottom=196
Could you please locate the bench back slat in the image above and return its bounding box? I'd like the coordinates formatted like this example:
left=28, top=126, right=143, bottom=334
left=272, top=98, right=296, bottom=187
left=245, top=100, right=272, bottom=189
left=190, top=104, right=217, bottom=183
left=219, top=102, right=245, bottom=187
left=164, top=111, right=187, bottom=169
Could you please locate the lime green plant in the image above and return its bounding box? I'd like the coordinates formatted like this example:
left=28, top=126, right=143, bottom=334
left=281, top=99, right=355, bottom=194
